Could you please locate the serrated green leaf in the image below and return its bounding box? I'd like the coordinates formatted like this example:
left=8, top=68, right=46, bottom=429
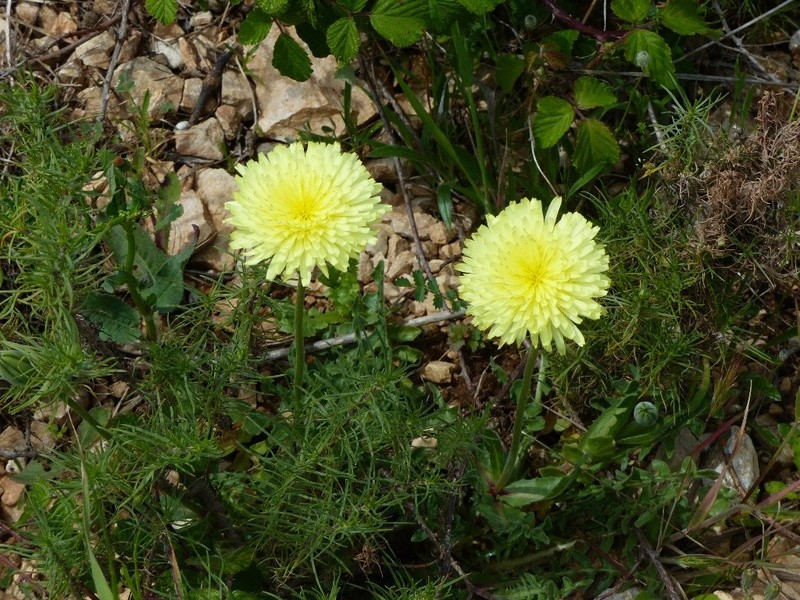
left=623, top=29, right=676, bottom=87
left=574, top=118, right=620, bottom=173
left=610, top=0, right=650, bottom=22
left=428, top=0, right=463, bottom=30
left=661, top=0, right=710, bottom=35
left=272, top=32, right=312, bottom=82
left=81, top=292, right=142, bottom=344
left=542, top=29, right=580, bottom=56
left=238, top=8, right=272, bottom=45
left=145, top=0, right=178, bottom=24
left=574, top=76, right=617, bottom=109
left=370, top=0, right=427, bottom=47
left=455, top=0, right=502, bottom=14
left=327, top=17, right=360, bottom=63
left=532, top=96, right=574, bottom=148
left=254, top=0, right=288, bottom=15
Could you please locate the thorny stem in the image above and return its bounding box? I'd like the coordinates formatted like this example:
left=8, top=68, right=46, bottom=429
left=495, top=348, right=547, bottom=491
left=293, top=279, right=306, bottom=409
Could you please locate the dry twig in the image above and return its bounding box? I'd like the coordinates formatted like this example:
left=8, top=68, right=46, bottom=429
left=97, top=0, right=132, bottom=123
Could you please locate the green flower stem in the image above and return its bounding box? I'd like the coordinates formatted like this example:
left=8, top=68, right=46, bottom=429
left=122, top=223, right=158, bottom=342
left=293, top=279, right=305, bottom=408
left=496, top=347, right=548, bottom=491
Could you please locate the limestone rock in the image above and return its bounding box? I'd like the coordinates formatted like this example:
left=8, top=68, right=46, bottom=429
left=0, top=476, right=26, bottom=506
left=249, top=26, right=376, bottom=141
left=15, top=2, right=40, bottom=25
left=152, top=39, right=183, bottom=70
left=181, top=77, right=203, bottom=113
left=174, top=118, right=225, bottom=160
left=194, top=169, right=237, bottom=271
left=168, top=190, right=214, bottom=257
left=49, top=12, right=77, bottom=37
left=0, top=427, right=25, bottom=453
left=705, top=426, right=760, bottom=494
left=73, top=31, right=115, bottom=68
left=221, top=70, right=253, bottom=120
left=422, top=361, right=455, bottom=384
left=195, top=168, right=235, bottom=230
left=215, top=105, right=242, bottom=140
left=112, top=57, right=183, bottom=119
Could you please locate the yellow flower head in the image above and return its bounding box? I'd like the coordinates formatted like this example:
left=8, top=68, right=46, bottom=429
left=456, top=197, right=610, bottom=354
left=225, top=142, right=387, bottom=285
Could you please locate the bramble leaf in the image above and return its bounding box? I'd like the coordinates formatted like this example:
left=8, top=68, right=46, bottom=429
left=145, top=0, right=178, bottom=24
left=238, top=8, right=272, bottom=45
left=574, top=118, right=620, bottom=173
left=327, top=17, right=361, bottom=63
left=623, top=29, right=676, bottom=87
left=574, top=76, right=617, bottom=110
left=533, top=96, right=574, bottom=148
left=272, top=32, right=313, bottom=81
left=661, top=0, right=711, bottom=35
left=495, top=53, right=526, bottom=93
left=370, top=0, right=427, bottom=47
left=255, top=0, right=289, bottom=15
left=611, top=0, right=650, bottom=22
left=455, top=0, right=503, bottom=14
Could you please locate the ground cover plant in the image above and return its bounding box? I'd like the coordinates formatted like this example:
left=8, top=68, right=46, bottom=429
left=0, top=0, right=799, bottom=598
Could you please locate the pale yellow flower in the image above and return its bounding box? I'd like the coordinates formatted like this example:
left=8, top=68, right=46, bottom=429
left=225, top=142, right=387, bottom=285
left=456, top=197, right=609, bottom=353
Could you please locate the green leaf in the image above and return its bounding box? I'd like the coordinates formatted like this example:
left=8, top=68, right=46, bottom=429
left=623, top=29, right=676, bottom=88
left=495, top=53, right=526, bottom=93
left=532, top=96, right=574, bottom=148
left=238, top=8, right=272, bottom=45
left=327, top=17, right=361, bottom=63
left=661, top=0, right=711, bottom=35
left=574, top=118, right=621, bottom=174
left=339, top=0, right=369, bottom=9
left=574, top=76, right=617, bottom=110
left=106, top=225, right=192, bottom=313
left=501, top=475, right=574, bottom=507
left=272, top=32, right=312, bottom=82
left=80, top=292, right=142, bottom=344
left=436, top=182, right=454, bottom=229
left=370, top=0, right=427, bottom=47
left=542, top=29, right=579, bottom=56
left=145, top=0, right=178, bottom=24
left=254, top=0, right=288, bottom=15
left=455, top=0, right=502, bottom=14
left=610, top=0, right=650, bottom=22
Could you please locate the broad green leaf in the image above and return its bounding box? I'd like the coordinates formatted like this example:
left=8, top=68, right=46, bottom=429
left=145, top=0, right=178, bottom=24
left=455, top=0, right=502, bottom=14
left=501, top=475, right=574, bottom=507
left=272, top=32, right=312, bottom=81
left=532, top=96, right=574, bottom=148
left=327, top=17, right=360, bottom=63
left=541, top=29, right=579, bottom=56
left=106, top=225, right=191, bottom=313
left=81, top=292, right=142, bottom=344
left=495, top=53, right=525, bottom=93
left=610, top=0, right=650, bottom=22
left=574, top=76, right=617, bottom=109
left=661, top=0, right=711, bottom=35
left=254, top=0, right=288, bottom=15
left=238, top=8, right=272, bottom=45
left=428, top=0, right=463, bottom=30
left=574, top=118, right=621, bottom=173
left=370, top=0, right=427, bottom=47
left=338, top=0, right=368, bottom=9
left=623, top=29, right=676, bottom=88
